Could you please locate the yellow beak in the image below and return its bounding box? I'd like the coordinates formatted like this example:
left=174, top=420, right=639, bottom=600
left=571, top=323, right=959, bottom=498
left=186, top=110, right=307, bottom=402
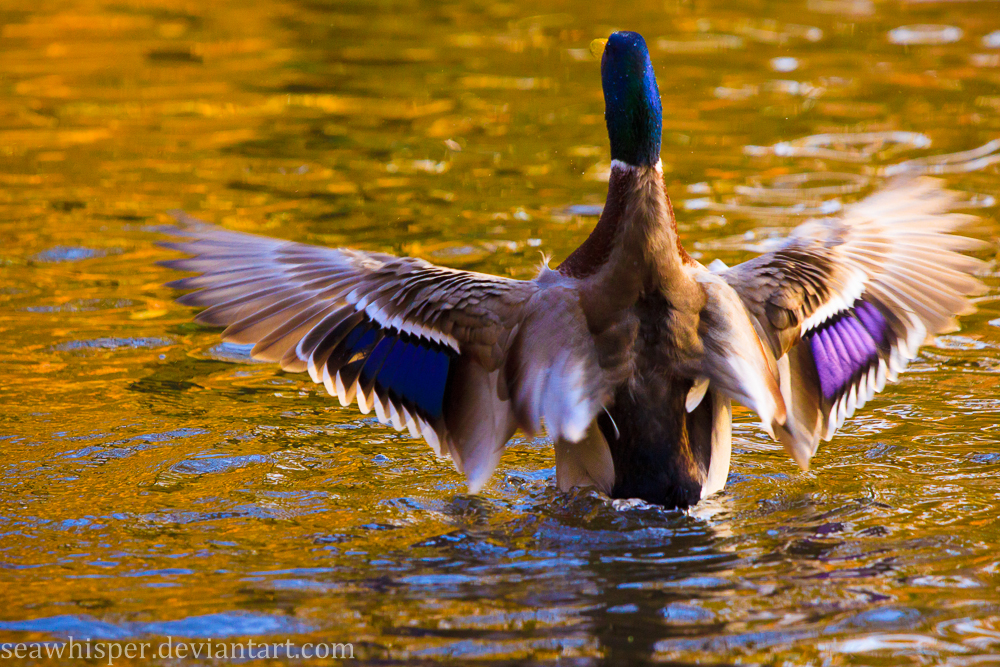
left=590, top=38, right=608, bottom=60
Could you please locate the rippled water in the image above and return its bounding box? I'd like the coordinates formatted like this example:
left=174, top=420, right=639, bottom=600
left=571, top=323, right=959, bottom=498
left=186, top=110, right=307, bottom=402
left=2, top=1, right=1000, bottom=664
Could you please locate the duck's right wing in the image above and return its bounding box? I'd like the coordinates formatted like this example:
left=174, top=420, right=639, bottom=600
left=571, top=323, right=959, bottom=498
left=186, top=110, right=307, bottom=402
left=717, top=177, right=986, bottom=468
left=161, top=214, right=628, bottom=491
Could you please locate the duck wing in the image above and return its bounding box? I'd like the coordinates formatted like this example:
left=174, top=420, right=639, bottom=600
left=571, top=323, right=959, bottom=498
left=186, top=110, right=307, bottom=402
left=161, top=213, right=627, bottom=491
left=716, top=177, right=986, bottom=468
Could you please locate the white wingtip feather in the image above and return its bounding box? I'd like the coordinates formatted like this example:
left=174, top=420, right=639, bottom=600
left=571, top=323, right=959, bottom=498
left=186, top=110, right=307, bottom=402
left=388, top=401, right=405, bottom=431
left=334, top=371, right=351, bottom=407
left=356, top=385, right=370, bottom=414
left=421, top=420, right=444, bottom=456
left=373, top=391, right=388, bottom=424
left=322, top=365, right=336, bottom=399
left=402, top=406, right=422, bottom=439
left=308, top=358, right=323, bottom=384
left=686, top=377, right=710, bottom=412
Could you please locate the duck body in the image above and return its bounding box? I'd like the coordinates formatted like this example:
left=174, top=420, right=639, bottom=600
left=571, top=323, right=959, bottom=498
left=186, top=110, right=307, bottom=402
left=161, top=32, right=984, bottom=509
left=551, top=159, right=730, bottom=507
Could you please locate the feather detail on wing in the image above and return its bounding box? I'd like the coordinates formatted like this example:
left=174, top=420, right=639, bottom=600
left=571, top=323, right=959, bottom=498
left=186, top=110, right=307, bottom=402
left=717, top=177, right=986, bottom=468
left=160, top=213, right=622, bottom=491
left=692, top=270, right=786, bottom=438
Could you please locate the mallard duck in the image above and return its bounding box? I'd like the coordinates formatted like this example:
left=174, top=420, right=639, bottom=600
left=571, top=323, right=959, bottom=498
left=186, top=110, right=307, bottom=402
left=161, top=31, right=985, bottom=509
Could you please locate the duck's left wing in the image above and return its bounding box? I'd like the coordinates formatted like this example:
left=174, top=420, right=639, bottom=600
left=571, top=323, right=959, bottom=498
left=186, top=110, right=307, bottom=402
left=160, top=214, right=624, bottom=491
left=717, top=177, right=986, bottom=468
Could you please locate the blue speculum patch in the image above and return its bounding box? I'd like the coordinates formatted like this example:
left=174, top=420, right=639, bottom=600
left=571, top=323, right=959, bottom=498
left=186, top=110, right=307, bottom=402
left=333, top=315, right=453, bottom=422
left=808, top=299, right=890, bottom=402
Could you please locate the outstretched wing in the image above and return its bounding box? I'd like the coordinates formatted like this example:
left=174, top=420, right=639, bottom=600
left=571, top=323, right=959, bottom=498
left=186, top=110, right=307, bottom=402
left=161, top=213, right=624, bottom=491
left=718, top=177, right=986, bottom=467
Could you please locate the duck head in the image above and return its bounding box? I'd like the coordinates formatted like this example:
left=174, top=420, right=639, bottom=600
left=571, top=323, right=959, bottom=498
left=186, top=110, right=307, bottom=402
left=600, top=31, right=662, bottom=168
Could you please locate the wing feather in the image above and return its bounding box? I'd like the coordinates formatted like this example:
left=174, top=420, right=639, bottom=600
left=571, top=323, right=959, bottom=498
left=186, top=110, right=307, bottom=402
left=161, top=213, right=623, bottom=491
left=719, top=177, right=985, bottom=467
